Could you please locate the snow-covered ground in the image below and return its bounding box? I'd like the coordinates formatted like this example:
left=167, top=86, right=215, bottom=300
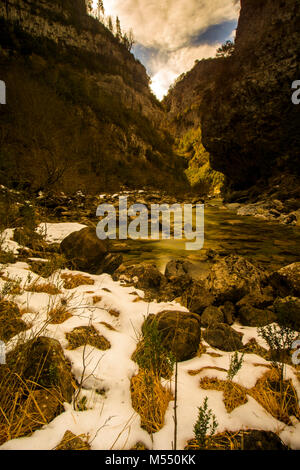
left=0, top=223, right=299, bottom=450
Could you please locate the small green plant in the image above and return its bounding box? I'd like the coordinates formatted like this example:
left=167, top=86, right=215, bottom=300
left=193, top=396, right=218, bottom=449
left=135, top=316, right=175, bottom=378
left=258, top=323, right=298, bottom=382
left=77, top=395, right=88, bottom=412
left=227, top=351, right=244, bottom=382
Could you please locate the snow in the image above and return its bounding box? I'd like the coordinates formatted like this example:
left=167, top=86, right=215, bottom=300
left=0, top=222, right=299, bottom=450
left=36, top=222, right=87, bottom=244
left=0, top=228, right=20, bottom=254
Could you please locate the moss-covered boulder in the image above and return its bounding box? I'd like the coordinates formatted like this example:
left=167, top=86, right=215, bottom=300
left=142, top=310, right=201, bottom=361
left=7, top=336, right=73, bottom=402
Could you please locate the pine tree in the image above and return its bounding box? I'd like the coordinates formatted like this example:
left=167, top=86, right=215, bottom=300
left=86, top=0, right=93, bottom=14
left=107, top=16, right=114, bottom=33
left=128, top=29, right=135, bottom=51
left=116, top=16, right=122, bottom=41
left=97, top=0, right=104, bottom=20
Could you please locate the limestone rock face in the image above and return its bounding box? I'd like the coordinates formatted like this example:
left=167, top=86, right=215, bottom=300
left=201, top=0, right=300, bottom=188
left=0, top=0, right=187, bottom=192
left=165, top=0, right=300, bottom=191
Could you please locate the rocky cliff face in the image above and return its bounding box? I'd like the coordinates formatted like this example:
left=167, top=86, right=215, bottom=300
left=163, top=59, right=225, bottom=193
left=0, top=0, right=187, bottom=193
left=165, top=0, right=299, bottom=194
left=201, top=0, right=300, bottom=190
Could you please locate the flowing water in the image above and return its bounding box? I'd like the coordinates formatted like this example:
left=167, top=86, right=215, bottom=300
left=119, top=199, right=300, bottom=274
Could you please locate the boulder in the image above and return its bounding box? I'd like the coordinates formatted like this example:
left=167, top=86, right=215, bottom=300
left=143, top=310, right=201, bottom=361
left=181, top=280, right=215, bottom=314
left=236, top=288, right=274, bottom=309
left=238, top=305, right=276, bottom=327
left=273, top=296, right=300, bottom=331
left=203, top=323, right=243, bottom=352
left=241, top=430, right=288, bottom=451
left=164, top=259, right=194, bottom=279
left=159, top=274, right=192, bottom=303
left=269, top=262, right=300, bottom=297
left=201, top=305, right=224, bottom=327
left=60, top=227, right=108, bottom=274
left=7, top=336, right=73, bottom=402
left=221, top=301, right=235, bottom=325
left=102, top=253, right=123, bottom=275
left=205, top=255, right=266, bottom=304
left=113, top=263, right=166, bottom=294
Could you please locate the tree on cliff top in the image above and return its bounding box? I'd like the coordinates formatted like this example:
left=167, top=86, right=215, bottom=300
left=216, top=40, right=235, bottom=58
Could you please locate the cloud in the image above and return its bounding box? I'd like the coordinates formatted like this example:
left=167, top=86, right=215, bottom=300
left=149, top=44, right=220, bottom=100
left=101, top=0, right=240, bottom=98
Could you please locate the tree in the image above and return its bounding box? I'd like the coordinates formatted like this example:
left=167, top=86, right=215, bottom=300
left=86, top=0, right=93, bottom=14
left=127, top=29, right=135, bottom=51
left=216, top=40, right=235, bottom=58
left=116, top=16, right=122, bottom=41
left=96, top=0, right=105, bottom=20
left=107, top=16, right=114, bottom=33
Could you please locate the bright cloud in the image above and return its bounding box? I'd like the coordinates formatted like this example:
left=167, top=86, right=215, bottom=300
left=100, top=0, right=240, bottom=98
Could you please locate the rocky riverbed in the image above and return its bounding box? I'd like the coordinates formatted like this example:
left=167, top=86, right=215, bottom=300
left=0, top=185, right=299, bottom=450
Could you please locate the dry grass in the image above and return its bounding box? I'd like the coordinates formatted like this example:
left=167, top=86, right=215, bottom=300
left=48, top=306, right=72, bottom=324
left=199, top=368, right=300, bottom=423
left=130, top=369, right=173, bottom=434
left=0, top=300, right=29, bottom=342
left=200, top=377, right=248, bottom=413
left=66, top=326, right=111, bottom=351
left=0, top=275, right=22, bottom=295
left=26, top=282, right=61, bottom=295
left=188, top=366, right=227, bottom=376
left=186, top=430, right=243, bottom=450
left=99, top=321, right=116, bottom=331
left=0, top=366, right=64, bottom=445
left=197, top=342, right=207, bottom=356
left=61, top=273, right=95, bottom=290
left=249, top=368, right=300, bottom=425
left=108, top=308, right=120, bottom=318
left=55, top=430, right=90, bottom=450
left=206, top=352, right=223, bottom=358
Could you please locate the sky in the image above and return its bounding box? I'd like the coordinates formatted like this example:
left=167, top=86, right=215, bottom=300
left=97, top=1, right=240, bottom=100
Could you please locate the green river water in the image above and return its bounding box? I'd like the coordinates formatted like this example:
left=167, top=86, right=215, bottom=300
left=119, top=199, right=300, bottom=275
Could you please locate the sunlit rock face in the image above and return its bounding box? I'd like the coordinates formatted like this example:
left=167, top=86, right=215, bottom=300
left=201, top=0, right=300, bottom=189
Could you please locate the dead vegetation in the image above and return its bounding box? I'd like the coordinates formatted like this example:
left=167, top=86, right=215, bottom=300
left=66, top=326, right=111, bottom=351
left=130, top=369, right=173, bottom=434
left=61, top=273, right=95, bottom=290
left=199, top=367, right=300, bottom=424
left=48, top=305, right=72, bottom=324
left=55, top=430, right=90, bottom=450
left=26, top=282, right=61, bottom=295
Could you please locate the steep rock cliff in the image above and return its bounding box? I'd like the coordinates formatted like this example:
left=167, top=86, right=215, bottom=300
left=163, top=59, right=225, bottom=193
left=0, top=0, right=187, bottom=193
left=165, top=0, right=299, bottom=194
left=201, top=0, right=300, bottom=190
